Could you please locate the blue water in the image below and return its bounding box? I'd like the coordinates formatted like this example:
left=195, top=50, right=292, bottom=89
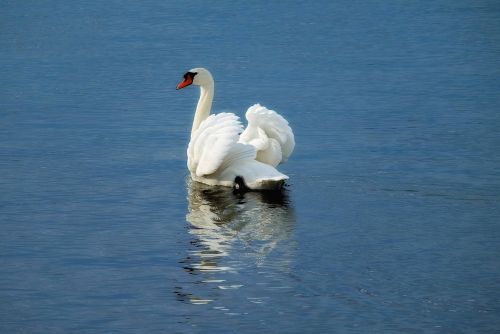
left=1, top=1, right=500, bottom=333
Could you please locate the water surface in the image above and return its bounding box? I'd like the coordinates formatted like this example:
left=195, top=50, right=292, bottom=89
left=1, top=1, right=499, bottom=333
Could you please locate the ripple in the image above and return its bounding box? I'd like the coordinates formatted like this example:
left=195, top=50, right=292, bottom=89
left=218, top=284, right=243, bottom=290
left=190, top=298, right=213, bottom=305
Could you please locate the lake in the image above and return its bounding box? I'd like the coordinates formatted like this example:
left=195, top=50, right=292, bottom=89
left=1, top=1, right=499, bottom=333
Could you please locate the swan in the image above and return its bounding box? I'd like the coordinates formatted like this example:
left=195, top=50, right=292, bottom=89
left=176, top=68, right=295, bottom=190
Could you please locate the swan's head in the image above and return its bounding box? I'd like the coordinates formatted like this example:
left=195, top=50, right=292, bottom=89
left=176, top=67, right=213, bottom=90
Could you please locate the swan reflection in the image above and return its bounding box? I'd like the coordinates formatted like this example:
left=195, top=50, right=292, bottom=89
left=176, top=179, right=296, bottom=304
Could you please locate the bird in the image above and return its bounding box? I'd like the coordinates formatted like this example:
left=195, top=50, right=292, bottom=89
left=176, top=68, right=295, bottom=190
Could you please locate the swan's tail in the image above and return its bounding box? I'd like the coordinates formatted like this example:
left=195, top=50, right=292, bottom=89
left=219, top=159, right=288, bottom=190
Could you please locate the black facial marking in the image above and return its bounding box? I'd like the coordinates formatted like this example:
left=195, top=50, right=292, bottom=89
left=183, top=72, right=198, bottom=80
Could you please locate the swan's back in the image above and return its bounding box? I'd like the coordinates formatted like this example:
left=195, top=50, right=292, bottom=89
left=188, top=112, right=288, bottom=190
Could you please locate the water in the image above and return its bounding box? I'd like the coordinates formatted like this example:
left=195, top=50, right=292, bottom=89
left=1, top=1, right=499, bottom=333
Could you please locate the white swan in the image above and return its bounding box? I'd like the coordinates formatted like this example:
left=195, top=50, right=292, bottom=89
left=177, top=68, right=295, bottom=190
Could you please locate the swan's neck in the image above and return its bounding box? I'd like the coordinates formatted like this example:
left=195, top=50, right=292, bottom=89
left=191, top=81, right=214, bottom=136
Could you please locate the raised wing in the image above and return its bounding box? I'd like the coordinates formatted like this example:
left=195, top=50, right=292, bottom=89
left=239, top=104, right=295, bottom=167
left=188, top=112, right=255, bottom=177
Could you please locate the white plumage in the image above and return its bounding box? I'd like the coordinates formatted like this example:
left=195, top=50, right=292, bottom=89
left=240, top=103, right=295, bottom=167
left=188, top=113, right=246, bottom=177
left=177, top=68, right=295, bottom=190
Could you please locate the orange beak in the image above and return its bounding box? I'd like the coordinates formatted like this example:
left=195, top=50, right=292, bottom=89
left=176, top=77, right=193, bottom=90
